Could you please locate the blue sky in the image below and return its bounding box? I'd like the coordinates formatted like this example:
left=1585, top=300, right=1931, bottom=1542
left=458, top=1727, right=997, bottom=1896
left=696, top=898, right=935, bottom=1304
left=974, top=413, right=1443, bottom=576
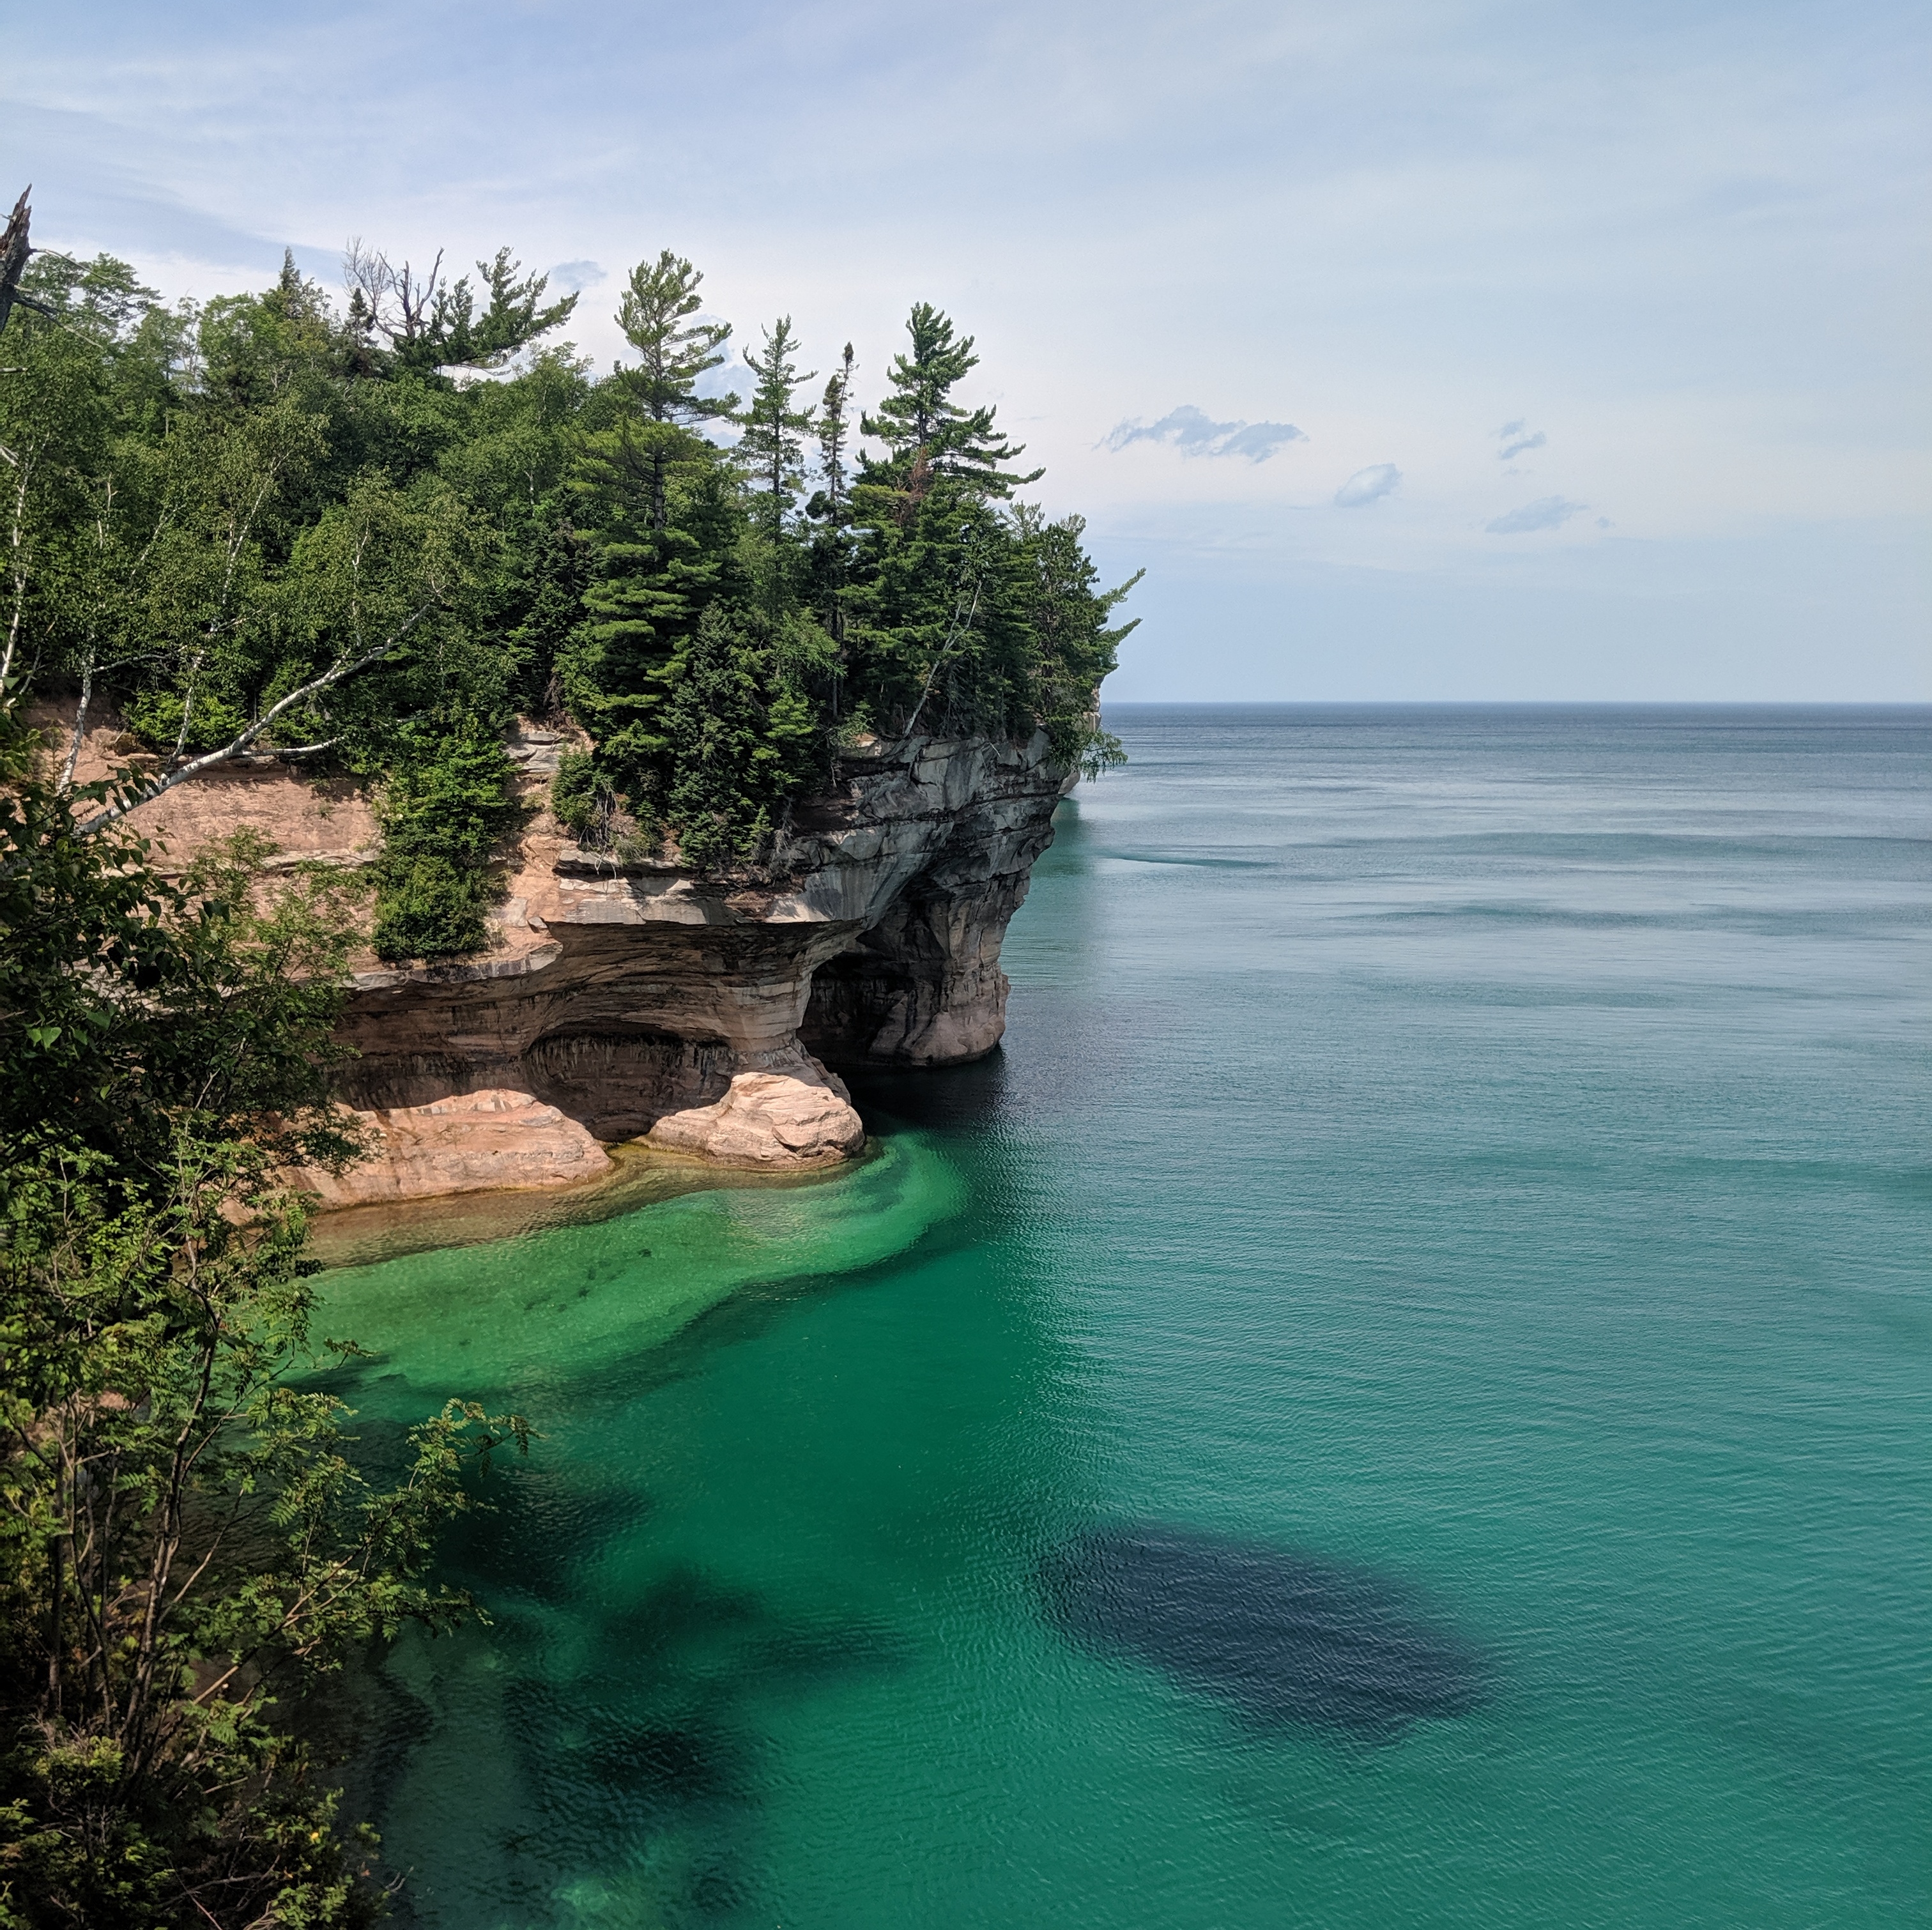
left=7, top=0, right=1927, bottom=698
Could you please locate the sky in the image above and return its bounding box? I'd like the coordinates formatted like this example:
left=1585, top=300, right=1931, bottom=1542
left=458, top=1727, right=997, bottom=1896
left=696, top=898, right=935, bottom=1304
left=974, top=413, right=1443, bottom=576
left=6, top=0, right=1928, bottom=700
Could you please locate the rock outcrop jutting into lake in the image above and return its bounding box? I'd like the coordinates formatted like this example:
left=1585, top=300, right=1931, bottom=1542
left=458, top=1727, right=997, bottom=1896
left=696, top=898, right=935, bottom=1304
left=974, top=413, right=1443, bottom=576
left=284, top=725, right=1078, bottom=1200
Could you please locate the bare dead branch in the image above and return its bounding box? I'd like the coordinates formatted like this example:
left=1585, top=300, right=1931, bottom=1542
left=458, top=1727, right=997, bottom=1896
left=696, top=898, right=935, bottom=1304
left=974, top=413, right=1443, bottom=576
left=0, top=187, right=31, bottom=337
left=69, top=596, right=436, bottom=840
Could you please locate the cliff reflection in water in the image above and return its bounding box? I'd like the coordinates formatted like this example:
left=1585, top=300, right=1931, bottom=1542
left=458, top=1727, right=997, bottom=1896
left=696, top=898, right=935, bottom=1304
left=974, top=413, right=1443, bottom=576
left=1041, top=1525, right=1485, bottom=1740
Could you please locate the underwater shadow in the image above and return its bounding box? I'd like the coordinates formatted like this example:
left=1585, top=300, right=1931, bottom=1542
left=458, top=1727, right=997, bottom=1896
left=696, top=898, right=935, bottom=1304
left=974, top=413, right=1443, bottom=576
left=842, top=1048, right=1013, bottom=1136
left=1040, top=1523, right=1487, bottom=1743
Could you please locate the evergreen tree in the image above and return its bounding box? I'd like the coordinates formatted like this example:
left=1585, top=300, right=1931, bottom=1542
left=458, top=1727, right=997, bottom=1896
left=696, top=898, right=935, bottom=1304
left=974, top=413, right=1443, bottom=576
left=564, top=428, right=742, bottom=808
left=861, top=303, right=1042, bottom=496
left=658, top=604, right=820, bottom=868
left=737, top=316, right=815, bottom=537
left=341, top=244, right=576, bottom=374
left=611, top=250, right=735, bottom=530
left=615, top=251, right=734, bottom=424
left=806, top=343, right=859, bottom=671
left=815, top=341, right=856, bottom=522
left=560, top=250, right=744, bottom=803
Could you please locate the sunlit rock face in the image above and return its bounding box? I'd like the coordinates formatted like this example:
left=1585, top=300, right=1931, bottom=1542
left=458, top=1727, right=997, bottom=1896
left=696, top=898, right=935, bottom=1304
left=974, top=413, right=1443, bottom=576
left=645, top=1051, right=866, bottom=1168
left=52, top=696, right=1073, bottom=1200
left=290, top=1089, right=613, bottom=1206
left=319, top=730, right=1072, bottom=1195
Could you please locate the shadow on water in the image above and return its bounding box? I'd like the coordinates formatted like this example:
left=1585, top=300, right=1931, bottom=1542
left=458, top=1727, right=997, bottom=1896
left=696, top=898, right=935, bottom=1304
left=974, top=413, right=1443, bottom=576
left=843, top=1049, right=1013, bottom=1136
left=1041, top=1525, right=1487, bottom=1743
left=364, top=1558, right=910, bottom=1926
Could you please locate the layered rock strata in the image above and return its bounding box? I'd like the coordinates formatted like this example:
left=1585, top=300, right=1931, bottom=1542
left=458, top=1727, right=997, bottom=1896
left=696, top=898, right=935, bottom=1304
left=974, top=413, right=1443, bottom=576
left=295, top=729, right=1070, bottom=1200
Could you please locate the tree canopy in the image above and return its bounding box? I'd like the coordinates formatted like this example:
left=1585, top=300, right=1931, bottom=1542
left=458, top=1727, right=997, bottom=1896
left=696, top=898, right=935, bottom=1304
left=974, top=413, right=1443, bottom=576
left=1, top=220, right=1137, bottom=955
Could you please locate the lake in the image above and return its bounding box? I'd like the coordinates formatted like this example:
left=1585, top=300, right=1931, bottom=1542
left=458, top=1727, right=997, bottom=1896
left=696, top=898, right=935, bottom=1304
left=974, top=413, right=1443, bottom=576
left=319, top=704, right=1932, bottom=1929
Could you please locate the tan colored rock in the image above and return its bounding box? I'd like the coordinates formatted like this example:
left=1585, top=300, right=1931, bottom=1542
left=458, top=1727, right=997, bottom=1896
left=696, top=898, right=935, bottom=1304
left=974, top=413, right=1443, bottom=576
left=292, top=1089, right=611, bottom=1206
left=27, top=698, right=383, bottom=875
left=46, top=693, right=1077, bottom=1202
left=328, top=730, right=1075, bottom=1147
left=647, top=1053, right=864, bottom=1168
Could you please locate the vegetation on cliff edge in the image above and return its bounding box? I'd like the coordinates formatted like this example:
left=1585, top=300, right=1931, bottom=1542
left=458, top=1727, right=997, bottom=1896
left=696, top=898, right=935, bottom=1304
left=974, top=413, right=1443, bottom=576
left=2, top=213, right=1138, bottom=958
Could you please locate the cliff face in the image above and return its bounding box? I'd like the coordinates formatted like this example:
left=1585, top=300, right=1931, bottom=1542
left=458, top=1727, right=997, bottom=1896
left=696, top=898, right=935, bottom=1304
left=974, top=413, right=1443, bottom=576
left=43, top=702, right=1074, bottom=1203
left=307, top=728, right=1074, bottom=1202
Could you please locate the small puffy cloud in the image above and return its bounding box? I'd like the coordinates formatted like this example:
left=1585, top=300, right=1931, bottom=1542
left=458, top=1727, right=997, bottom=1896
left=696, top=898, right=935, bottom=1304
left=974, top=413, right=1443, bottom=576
left=1496, top=419, right=1546, bottom=461
left=1335, top=463, right=1402, bottom=507
left=1103, top=404, right=1306, bottom=463
left=548, top=259, right=605, bottom=293
left=1486, top=496, right=1588, bottom=535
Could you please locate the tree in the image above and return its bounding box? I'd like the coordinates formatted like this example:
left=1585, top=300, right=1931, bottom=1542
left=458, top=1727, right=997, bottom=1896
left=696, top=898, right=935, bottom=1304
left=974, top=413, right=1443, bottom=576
left=0, top=188, right=34, bottom=337
left=861, top=303, right=1042, bottom=497
left=564, top=419, right=745, bottom=811
left=736, top=317, right=814, bottom=537
left=657, top=604, right=819, bottom=868
left=609, top=252, right=735, bottom=535
left=804, top=344, right=859, bottom=673
left=341, top=244, right=577, bottom=374
left=369, top=717, right=527, bottom=960
left=3, top=218, right=1137, bottom=921
left=0, top=717, right=526, bottom=1924
left=815, top=342, right=856, bottom=524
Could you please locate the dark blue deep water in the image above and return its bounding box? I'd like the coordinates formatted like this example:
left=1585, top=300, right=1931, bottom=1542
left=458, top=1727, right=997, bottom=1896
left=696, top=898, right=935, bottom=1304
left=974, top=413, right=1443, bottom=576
left=323, top=705, right=1932, bottom=1928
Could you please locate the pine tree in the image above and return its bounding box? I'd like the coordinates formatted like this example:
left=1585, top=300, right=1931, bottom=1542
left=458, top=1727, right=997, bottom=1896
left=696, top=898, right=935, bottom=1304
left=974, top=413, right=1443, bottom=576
left=617, top=250, right=734, bottom=423
left=658, top=604, right=820, bottom=868
left=816, top=341, right=856, bottom=521
left=807, top=343, right=859, bottom=666
left=565, top=429, right=742, bottom=805
left=737, top=316, right=815, bottom=536
left=861, top=303, right=1043, bottom=497
left=564, top=250, right=746, bottom=803
left=613, top=250, right=737, bottom=529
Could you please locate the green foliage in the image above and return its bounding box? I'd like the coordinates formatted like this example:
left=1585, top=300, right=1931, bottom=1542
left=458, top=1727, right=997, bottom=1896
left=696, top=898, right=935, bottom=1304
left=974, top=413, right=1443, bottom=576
left=344, top=244, right=578, bottom=376
left=656, top=605, right=824, bottom=868
left=0, top=790, right=356, bottom=1190
left=615, top=252, right=736, bottom=430
left=738, top=316, right=815, bottom=537
left=5, top=233, right=1134, bottom=921
left=549, top=747, right=617, bottom=848
left=860, top=302, right=1043, bottom=496
left=369, top=722, right=526, bottom=960
left=0, top=717, right=523, bottom=1924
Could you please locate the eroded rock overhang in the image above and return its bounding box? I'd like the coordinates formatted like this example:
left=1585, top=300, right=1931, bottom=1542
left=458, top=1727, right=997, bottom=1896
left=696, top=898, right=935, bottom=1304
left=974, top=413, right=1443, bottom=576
left=305, top=728, right=1077, bottom=1203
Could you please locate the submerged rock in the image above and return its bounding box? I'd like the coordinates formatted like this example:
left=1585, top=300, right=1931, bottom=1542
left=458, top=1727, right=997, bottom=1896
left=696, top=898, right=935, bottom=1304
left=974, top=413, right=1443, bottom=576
left=1040, top=1524, right=1485, bottom=1740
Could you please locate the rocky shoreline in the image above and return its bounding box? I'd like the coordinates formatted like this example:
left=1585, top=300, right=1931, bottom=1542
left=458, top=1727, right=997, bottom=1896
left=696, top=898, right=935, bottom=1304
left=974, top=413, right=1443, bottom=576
left=73, top=712, right=1075, bottom=1205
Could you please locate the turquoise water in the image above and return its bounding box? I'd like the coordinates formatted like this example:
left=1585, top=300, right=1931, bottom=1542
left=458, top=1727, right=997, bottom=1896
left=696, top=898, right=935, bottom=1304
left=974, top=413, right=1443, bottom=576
left=321, top=705, right=1932, bottom=1929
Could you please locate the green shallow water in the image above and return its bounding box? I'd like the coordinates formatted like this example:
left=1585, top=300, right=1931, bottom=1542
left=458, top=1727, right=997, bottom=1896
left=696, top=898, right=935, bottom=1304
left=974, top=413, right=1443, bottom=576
left=319, top=705, right=1932, bottom=1929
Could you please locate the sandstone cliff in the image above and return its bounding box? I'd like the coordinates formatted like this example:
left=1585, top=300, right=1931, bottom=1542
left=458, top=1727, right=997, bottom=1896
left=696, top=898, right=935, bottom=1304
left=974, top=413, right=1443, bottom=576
left=63, top=710, right=1075, bottom=1204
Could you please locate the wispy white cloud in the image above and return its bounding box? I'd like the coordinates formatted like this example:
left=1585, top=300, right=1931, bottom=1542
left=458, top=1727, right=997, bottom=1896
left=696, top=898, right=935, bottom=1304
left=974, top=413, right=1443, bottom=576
left=548, top=259, right=604, bottom=293
left=1103, top=405, right=1307, bottom=463
left=1335, top=463, right=1402, bottom=507
left=1487, top=496, right=1588, bottom=535
left=1496, top=420, right=1547, bottom=461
